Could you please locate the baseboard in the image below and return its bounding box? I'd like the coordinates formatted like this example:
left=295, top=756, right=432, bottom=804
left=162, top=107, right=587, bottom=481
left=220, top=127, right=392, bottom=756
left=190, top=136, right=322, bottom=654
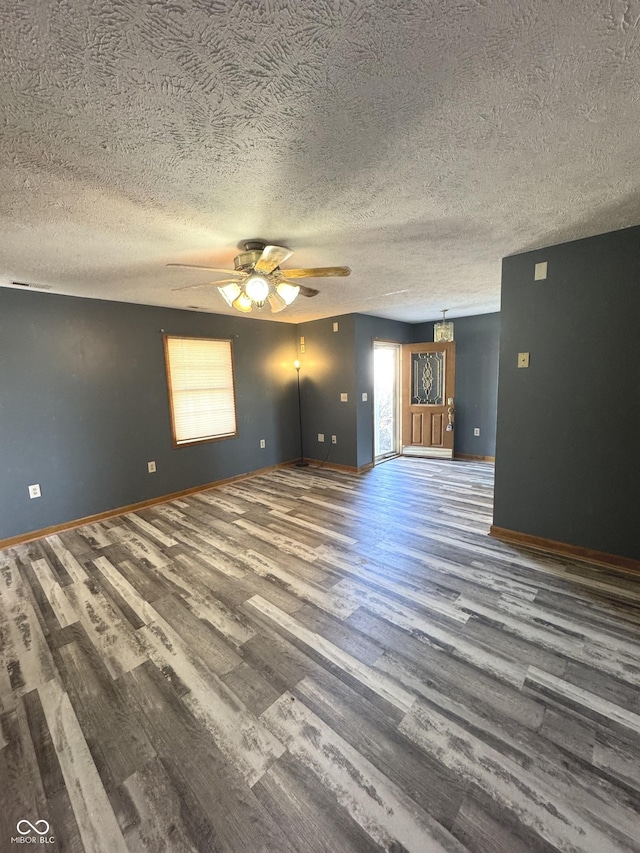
left=0, top=461, right=294, bottom=550
left=489, top=525, right=640, bottom=573
left=455, top=453, right=496, bottom=462
left=295, top=459, right=373, bottom=474
left=402, top=446, right=453, bottom=459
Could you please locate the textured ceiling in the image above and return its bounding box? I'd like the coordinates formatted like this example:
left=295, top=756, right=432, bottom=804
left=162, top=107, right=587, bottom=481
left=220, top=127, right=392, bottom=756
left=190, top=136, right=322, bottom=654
left=2, top=0, right=640, bottom=323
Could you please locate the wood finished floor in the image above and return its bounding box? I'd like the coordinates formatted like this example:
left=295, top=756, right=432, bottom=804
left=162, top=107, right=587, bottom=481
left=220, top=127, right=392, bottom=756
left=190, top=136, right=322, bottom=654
left=1, top=458, right=640, bottom=853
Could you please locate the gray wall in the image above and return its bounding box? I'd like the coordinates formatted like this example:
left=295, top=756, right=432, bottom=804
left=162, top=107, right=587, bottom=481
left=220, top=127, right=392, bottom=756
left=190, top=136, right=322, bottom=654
left=295, top=315, right=357, bottom=467
left=494, top=225, right=640, bottom=560
left=0, top=288, right=299, bottom=540
left=413, top=313, right=500, bottom=459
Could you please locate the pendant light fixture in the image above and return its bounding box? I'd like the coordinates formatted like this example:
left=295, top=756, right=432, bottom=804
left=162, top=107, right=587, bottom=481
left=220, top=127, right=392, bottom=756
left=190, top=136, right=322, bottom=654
left=433, top=309, right=454, bottom=342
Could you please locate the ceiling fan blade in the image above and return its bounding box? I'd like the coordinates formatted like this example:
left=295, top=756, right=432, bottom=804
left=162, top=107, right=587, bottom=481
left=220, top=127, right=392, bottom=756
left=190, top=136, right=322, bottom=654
left=280, top=266, right=351, bottom=279
left=171, top=279, right=240, bottom=292
left=279, top=278, right=319, bottom=298
left=298, top=285, right=320, bottom=298
left=254, top=244, right=294, bottom=274
left=167, top=263, right=245, bottom=278
left=279, top=278, right=320, bottom=298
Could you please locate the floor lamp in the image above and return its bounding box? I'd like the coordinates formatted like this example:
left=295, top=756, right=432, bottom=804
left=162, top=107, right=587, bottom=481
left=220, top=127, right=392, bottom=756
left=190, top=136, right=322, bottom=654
left=294, top=360, right=308, bottom=467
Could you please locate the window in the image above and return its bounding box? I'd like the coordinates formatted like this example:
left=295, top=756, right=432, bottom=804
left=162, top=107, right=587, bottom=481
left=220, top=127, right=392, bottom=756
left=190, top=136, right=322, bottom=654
left=163, top=335, right=237, bottom=446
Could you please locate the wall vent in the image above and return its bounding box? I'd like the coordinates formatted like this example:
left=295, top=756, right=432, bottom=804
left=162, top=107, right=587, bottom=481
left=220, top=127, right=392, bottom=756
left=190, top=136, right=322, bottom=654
left=11, top=281, right=53, bottom=290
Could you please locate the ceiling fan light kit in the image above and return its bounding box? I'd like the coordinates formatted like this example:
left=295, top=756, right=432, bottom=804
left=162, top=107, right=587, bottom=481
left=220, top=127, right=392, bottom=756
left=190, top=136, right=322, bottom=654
left=276, top=281, right=300, bottom=305
left=218, top=282, right=241, bottom=306
left=169, top=241, right=350, bottom=315
left=244, top=274, right=270, bottom=304
left=232, top=291, right=254, bottom=313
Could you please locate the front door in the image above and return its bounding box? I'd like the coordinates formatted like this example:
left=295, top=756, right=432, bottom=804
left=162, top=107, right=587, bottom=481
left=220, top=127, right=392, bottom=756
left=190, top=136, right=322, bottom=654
left=401, top=341, right=456, bottom=458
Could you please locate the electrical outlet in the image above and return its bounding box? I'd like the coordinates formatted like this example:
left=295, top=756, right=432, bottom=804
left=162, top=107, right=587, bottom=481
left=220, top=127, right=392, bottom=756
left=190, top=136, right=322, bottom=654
left=148, top=461, right=156, bottom=473
left=318, top=433, right=325, bottom=442
left=260, top=439, right=266, bottom=448
left=473, top=428, right=480, bottom=437
left=28, top=483, right=41, bottom=499
left=362, top=392, right=368, bottom=402
left=340, top=392, right=348, bottom=402
left=331, top=435, right=337, bottom=444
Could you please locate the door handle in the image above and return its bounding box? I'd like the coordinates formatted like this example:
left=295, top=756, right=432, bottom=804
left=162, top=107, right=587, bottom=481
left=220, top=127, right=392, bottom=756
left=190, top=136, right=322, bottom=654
left=446, top=397, right=454, bottom=431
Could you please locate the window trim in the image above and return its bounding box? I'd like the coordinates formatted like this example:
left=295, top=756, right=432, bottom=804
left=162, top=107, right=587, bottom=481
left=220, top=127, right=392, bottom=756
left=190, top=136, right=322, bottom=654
left=163, top=334, right=238, bottom=448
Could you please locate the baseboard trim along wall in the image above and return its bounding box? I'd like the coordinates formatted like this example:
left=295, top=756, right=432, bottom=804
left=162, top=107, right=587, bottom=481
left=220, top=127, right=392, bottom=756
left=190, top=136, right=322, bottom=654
left=300, top=459, right=374, bottom=474
left=0, top=462, right=295, bottom=549
left=455, top=453, right=496, bottom=462
left=489, top=525, right=640, bottom=574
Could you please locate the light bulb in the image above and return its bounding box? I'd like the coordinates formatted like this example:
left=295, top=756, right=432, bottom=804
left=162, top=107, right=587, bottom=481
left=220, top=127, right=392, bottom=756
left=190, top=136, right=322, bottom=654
left=245, top=275, right=270, bottom=303
left=218, top=283, right=241, bottom=307
left=276, top=282, right=300, bottom=305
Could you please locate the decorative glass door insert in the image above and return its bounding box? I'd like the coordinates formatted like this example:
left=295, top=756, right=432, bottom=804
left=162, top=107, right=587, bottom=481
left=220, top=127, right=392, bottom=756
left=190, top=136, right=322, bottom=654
left=411, top=351, right=445, bottom=405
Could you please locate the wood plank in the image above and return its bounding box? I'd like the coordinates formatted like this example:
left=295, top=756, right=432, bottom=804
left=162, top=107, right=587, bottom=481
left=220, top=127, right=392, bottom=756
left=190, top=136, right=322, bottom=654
left=246, top=595, right=416, bottom=713
left=57, top=629, right=156, bottom=788
left=122, top=661, right=296, bottom=853
left=399, top=699, right=638, bottom=853
left=253, top=751, right=385, bottom=853
left=38, top=677, right=129, bottom=853
left=137, top=608, right=285, bottom=787
left=22, top=688, right=84, bottom=852
left=0, top=708, right=46, bottom=845
left=261, top=690, right=467, bottom=853
left=293, top=672, right=468, bottom=829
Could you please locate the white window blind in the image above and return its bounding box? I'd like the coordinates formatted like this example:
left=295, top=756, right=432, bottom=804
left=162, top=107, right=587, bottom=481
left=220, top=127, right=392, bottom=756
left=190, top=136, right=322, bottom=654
left=164, top=336, right=237, bottom=446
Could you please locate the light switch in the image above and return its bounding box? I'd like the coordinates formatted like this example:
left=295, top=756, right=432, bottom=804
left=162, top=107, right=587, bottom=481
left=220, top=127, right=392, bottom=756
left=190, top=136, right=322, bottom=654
left=361, top=392, right=368, bottom=402
left=333, top=322, right=339, bottom=332
left=518, top=352, right=530, bottom=368
left=534, top=261, right=547, bottom=281
left=340, top=392, right=348, bottom=402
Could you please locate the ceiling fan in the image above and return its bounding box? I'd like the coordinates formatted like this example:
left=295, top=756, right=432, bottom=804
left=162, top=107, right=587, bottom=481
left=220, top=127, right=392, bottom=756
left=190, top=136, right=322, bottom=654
left=168, top=240, right=351, bottom=314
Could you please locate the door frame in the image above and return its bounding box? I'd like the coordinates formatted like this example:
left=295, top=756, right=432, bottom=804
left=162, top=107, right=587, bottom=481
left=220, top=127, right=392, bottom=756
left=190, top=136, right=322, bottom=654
left=372, top=339, right=402, bottom=463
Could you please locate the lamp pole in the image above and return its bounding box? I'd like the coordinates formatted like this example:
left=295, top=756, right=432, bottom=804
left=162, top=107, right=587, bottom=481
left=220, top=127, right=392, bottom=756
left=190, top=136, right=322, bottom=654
left=294, top=360, right=308, bottom=467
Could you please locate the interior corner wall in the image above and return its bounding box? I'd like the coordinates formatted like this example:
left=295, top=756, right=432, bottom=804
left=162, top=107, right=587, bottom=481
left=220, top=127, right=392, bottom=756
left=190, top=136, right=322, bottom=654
left=0, top=288, right=299, bottom=542
left=295, top=314, right=358, bottom=467
left=494, top=225, right=640, bottom=561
